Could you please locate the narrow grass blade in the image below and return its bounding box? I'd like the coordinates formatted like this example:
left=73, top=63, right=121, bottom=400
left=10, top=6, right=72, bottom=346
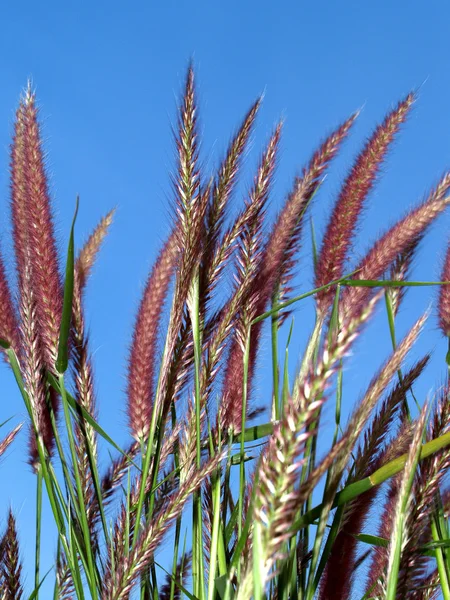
left=56, top=196, right=79, bottom=374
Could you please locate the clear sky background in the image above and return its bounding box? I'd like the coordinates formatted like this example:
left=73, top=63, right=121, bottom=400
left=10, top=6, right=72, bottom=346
left=0, top=1, right=449, bottom=597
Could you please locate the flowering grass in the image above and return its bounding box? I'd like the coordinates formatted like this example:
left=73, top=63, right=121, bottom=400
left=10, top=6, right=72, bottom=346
left=0, top=66, right=450, bottom=599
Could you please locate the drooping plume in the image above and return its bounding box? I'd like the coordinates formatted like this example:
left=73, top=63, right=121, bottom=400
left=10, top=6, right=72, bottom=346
left=0, top=424, right=22, bottom=459
left=76, top=208, right=116, bottom=292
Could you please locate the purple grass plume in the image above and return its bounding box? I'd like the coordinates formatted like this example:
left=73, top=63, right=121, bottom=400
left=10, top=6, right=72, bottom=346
left=315, top=93, right=415, bottom=314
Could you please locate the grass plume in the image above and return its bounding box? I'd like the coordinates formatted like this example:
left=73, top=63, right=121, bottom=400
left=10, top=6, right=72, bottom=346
left=0, top=66, right=449, bottom=600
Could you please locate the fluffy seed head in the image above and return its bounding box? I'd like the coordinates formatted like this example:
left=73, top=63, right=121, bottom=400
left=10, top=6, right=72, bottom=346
left=19, top=90, right=63, bottom=368
left=315, top=93, right=415, bottom=314
left=127, top=230, right=178, bottom=440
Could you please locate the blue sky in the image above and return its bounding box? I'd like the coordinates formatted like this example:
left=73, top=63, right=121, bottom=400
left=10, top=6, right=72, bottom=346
left=0, top=1, right=449, bottom=597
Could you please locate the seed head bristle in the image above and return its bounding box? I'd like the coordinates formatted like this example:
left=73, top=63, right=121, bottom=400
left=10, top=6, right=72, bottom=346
left=175, top=65, right=200, bottom=239
left=10, top=103, right=29, bottom=290
left=384, top=405, right=428, bottom=597
left=249, top=293, right=380, bottom=592
left=201, top=97, right=261, bottom=307
left=336, top=312, right=427, bottom=474
left=159, top=553, right=191, bottom=600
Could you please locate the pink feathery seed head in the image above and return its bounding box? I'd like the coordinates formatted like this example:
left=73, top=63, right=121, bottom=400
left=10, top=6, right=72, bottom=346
left=159, top=554, right=191, bottom=600
left=301, top=111, right=359, bottom=197
left=364, top=473, right=402, bottom=597
left=219, top=125, right=282, bottom=432
left=202, top=98, right=261, bottom=293
left=0, top=423, right=22, bottom=458
left=76, top=208, right=116, bottom=293
left=0, top=254, right=19, bottom=354
left=175, top=64, right=200, bottom=226
left=343, top=171, right=450, bottom=319
left=438, top=241, right=450, bottom=337
left=258, top=113, right=357, bottom=318
left=210, top=97, right=261, bottom=222
left=315, top=92, right=415, bottom=315
left=20, top=90, right=63, bottom=368
left=10, top=102, right=29, bottom=290
left=127, top=229, right=178, bottom=440
left=19, top=265, right=56, bottom=468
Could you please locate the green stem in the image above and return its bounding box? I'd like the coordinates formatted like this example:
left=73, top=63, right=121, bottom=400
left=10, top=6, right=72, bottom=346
left=58, top=374, right=99, bottom=599
left=271, top=290, right=280, bottom=420
left=189, top=273, right=205, bottom=600
left=238, top=331, right=251, bottom=573
left=207, top=469, right=223, bottom=600
left=169, top=401, right=182, bottom=600
left=35, top=466, right=43, bottom=598
left=431, top=516, right=450, bottom=599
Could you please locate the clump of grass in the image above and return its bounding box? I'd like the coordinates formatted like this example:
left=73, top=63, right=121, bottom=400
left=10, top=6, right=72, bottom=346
left=0, top=65, right=450, bottom=600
